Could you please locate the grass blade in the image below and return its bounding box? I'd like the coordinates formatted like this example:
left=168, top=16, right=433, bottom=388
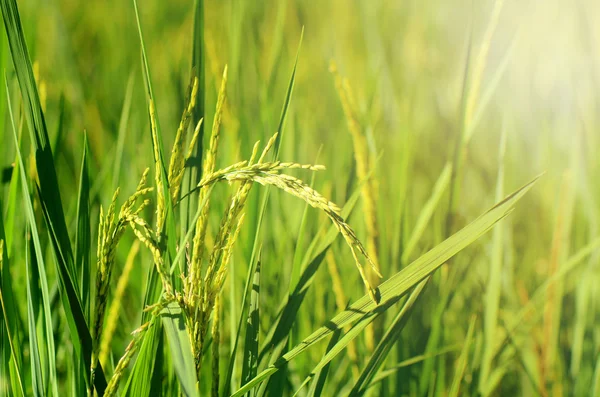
left=366, top=345, right=461, bottom=389
left=25, top=233, right=44, bottom=397
left=0, top=216, right=25, bottom=396
left=161, top=302, right=199, bottom=397
left=348, top=280, right=428, bottom=396
left=448, top=316, right=476, bottom=397
left=305, top=328, right=342, bottom=397
left=402, top=164, right=452, bottom=264
left=480, top=125, right=507, bottom=393
left=241, top=257, right=261, bottom=391
left=123, top=318, right=162, bottom=397
left=73, top=133, right=91, bottom=396
left=7, top=80, right=59, bottom=396
left=273, top=26, right=303, bottom=156
left=75, top=133, right=91, bottom=322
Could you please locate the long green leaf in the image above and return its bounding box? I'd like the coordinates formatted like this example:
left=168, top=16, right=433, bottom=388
left=75, top=133, right=91, bottom=322
left=0, top=215, right=25, bottom=396
left=232, top=176, right=538, bottom=396
left=74, top=133, right=91, bottom=396
left=348, top=280, right=428, bottom=396
left=7, top=80, right=59, bottom=396
left=367, top=345, right=461, bottom=389
left=161, top=303, right=199, bottom=397
left=124, top=318, right=162, bottom=397
left=189, top=0, right=204, bottom=174
left=241, top=257, right=261, bottom=391
left=480, top=125, right=507, bottom=394
left=305, top=328, right=342, bottom=397
left=402, top=164, right=451, bottom=264
left=25, top=233, right=44, bottom=397
left=449, top=316, right=476, bottom=397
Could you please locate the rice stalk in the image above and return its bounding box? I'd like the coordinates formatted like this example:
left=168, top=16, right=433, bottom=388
left=186, top=118, right=204, bottom=161
left=329, top=61, right=380, bottom=276
left=128, top=211, right=173, bottom=298
left=187, top=65, right=228, bottom=305
left=197, top=144, right=382, bottom=302
left=91, top=169, right=152, bottom=384
left=149, top=99, right=166, bottom=234
left=168, top=76, right=199, bottom=202
left=190, top=177, right=249, bottom=376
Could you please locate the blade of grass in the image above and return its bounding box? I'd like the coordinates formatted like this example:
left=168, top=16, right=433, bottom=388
left=75, top=133, right=91, bottom=321
left=294, top=300, right=385, bottom=396
left=241, top=256, right=261, bottom=392
left=25, top=232, right=44, bottom=397
left=448, top=315, right=476, bottom=397
left=480, top=124, right=507, bottom=393
left=161, top=302, right=199, bottom=397
left=222, top=250, right=259, bottom=397
left=123, top=317, right=162, bottom=397
left=305, top=328, right=343, bottom=397
left=7, top=80, right=59, bottom=396
left=111, top=71, right=135, bottom=189
left=366, top=345, right=461, bottom=389
left=182, top=0, right=205, bottom=231
left=0, top=218, right=25, bottom=396
left=273, top=26, right=303, bottom=156
left=73, top=133, right=91, bottom=396
left=3, top=122, right=21, bottom=253
left=232, top=176, right=538, bottom=396
left=402, top=164, right=452, bottom=264
left=0, top=0, right=76, bottom=277
left=348, top=280, right=428, bottom=396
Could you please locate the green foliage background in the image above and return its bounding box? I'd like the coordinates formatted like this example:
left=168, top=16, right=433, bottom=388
left=1, top=0, right=600, bottom=395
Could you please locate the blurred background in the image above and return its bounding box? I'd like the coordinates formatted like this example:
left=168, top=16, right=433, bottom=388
left=3, top=0, right=600, bottom=395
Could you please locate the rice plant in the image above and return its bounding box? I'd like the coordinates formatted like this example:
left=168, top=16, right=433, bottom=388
left=1, top=0, right=598, bottom=396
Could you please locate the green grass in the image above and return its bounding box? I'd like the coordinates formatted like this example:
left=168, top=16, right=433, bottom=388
left=1, top=0, right=599, bottom=396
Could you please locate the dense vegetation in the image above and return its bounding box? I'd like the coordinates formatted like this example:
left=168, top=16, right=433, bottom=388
left=1, top=0, right=598, bottom=396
